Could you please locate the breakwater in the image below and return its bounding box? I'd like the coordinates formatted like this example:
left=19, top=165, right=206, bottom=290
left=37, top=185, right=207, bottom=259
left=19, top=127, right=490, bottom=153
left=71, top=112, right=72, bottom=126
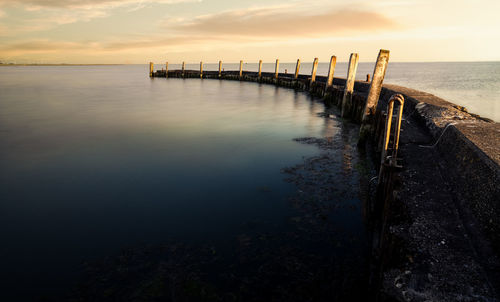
left=151, top=51, right=500, bottom=301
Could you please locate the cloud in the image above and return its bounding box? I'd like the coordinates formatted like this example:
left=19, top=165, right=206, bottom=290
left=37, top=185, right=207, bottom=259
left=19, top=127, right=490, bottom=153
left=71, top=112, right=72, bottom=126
left=0, top=35, right=208, bottom=55
left=0, top=0, right=201, bottom=34
left=0, top=40, right=92, bottom=54
left=169, top=7, right=398, bottom=38
left=0, top=5, right=399, bottom=57
left=0, top=32, right=249, bottom=57
left=34, top=9, right=109, bottom=25
left=1, top=0, right=200, bottom=9
left=102, top=36, right=203, bottom=51
left=0, top=3, right=401, bottom=61
left=0, top=8, right=109, bottom=37
left=375, top=0, right=417, bottom=7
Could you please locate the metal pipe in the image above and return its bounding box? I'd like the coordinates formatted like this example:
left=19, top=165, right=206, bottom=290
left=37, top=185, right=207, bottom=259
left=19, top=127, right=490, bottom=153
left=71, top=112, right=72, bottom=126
left=379, top=94, right=405, bottom=183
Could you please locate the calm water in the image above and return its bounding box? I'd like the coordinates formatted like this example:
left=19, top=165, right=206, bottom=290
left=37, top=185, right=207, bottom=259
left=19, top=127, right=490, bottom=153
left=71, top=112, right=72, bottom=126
left=3, top=61, right=496, bottom=300
left=183, top=61, right=500, bottom=121
left=0, top=65, right=371, bottom=300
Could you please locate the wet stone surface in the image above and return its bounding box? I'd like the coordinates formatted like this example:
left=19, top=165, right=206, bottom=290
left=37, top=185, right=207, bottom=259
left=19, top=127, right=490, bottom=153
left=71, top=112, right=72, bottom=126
left=65, top=114, right=376, bottom=302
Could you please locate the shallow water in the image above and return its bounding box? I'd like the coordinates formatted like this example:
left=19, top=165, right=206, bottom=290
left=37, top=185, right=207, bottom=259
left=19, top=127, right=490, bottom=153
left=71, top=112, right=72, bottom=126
left=0, top=65, right=371, bottom=300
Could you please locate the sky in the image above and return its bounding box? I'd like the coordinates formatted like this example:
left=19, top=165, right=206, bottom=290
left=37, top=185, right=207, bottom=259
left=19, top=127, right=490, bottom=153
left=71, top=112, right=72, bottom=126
left=0, top=0, right=499, bottom=64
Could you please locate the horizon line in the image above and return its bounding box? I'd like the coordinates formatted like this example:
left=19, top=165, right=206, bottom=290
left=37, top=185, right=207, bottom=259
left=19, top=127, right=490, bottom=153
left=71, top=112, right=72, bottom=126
left=2, top=60, right=500, bottom=66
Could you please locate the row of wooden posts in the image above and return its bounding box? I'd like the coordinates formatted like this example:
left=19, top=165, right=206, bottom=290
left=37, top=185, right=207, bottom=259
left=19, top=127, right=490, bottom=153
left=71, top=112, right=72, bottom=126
left=149, top=57, right=372, bottom=84
left=149, top=49, right=390, bottom=142
left=150, top=57, right=337, bottom=84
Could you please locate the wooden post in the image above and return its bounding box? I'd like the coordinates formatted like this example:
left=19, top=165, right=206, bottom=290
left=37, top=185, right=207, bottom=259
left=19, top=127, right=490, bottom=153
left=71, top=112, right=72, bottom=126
left=294, top=59, right=300, bottom=79
left=326, top=55, right=337, bottom=87
left=274, top=59, right=279, bottom=79
left=218, top=61, right=222, bottom=77
left=258, top=60, right=263, bottom=78
left=165, top=62, right=168, bottom=78
left=149, top=62, right=154, bottom=77
left=200, top=61, right=203, bottom=78
left=239, top=60, right=243, bottom=78
left=366, top=74, right=370, bottom=82
left=341, top=53, right=359, bottom=118
left=310, top=58, right=319, bottom=84
left=182, top=61, right=185, bottom=77
left=359, top=49, right=390, bottom=143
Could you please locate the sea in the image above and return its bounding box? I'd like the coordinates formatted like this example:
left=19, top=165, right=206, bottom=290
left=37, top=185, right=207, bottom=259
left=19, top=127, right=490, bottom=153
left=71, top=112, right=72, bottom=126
left=0, top=62, right=497, bottom=300
left=191, top=61, right=500, bottom=122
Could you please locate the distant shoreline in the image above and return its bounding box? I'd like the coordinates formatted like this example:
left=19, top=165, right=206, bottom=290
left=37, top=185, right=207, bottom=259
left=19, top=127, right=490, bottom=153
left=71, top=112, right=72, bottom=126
left=0, top=64, right=124, bottom=66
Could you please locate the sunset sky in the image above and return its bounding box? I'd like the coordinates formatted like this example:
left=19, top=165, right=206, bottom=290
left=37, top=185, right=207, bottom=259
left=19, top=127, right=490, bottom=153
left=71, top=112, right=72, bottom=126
left=0, top=0, right=499, bottom=64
